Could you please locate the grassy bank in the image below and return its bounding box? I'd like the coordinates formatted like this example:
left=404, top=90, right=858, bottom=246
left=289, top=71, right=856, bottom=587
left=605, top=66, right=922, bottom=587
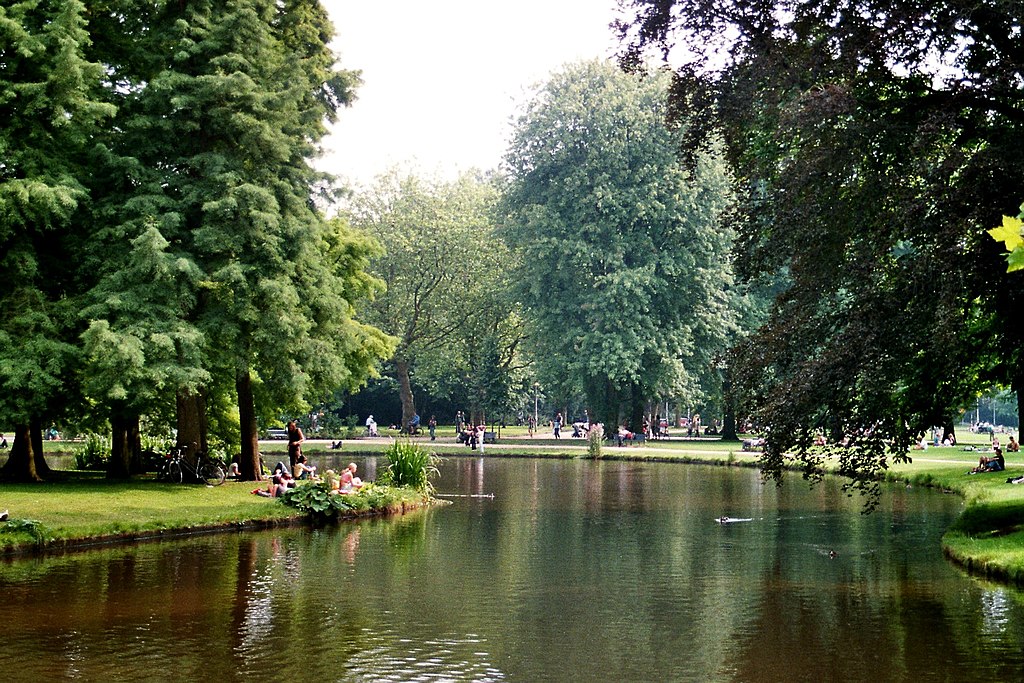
left=0, top=472, right=430, bottom=555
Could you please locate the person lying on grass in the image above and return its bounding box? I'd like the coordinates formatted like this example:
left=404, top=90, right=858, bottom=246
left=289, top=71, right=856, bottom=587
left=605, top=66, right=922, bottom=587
left=252, top=470, right=294, bottom=497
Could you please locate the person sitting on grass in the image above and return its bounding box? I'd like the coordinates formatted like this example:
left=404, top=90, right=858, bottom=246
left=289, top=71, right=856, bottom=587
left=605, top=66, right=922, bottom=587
left=338, top=462, right=363, bottom=493
left=292, top=454, right=316, bottom=480
left=1008, top=435, right=1019, bottom=453
left=970, top=447, right=1005, bottom=474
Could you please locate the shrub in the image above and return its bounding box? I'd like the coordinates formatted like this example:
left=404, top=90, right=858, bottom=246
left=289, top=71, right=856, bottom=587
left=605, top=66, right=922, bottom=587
left=75, top=433, right=110, bottom=471
left=281, top=481, right=399, bottom=521
left=280, top=480, right=339, bottom=521
left=344, top=414, right=361, bottom=439
left=378, top=440, right=439, bottom=493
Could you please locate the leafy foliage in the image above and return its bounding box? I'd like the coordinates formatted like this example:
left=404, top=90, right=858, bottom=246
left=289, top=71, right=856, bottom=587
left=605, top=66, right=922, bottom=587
left=0, top=0, right=115, bottom=472
left=346, top=169, right=515, bottom=423
left=75, top=433, right=111, bottom=471
left=502, top=60, right=738, bottom=427
left=378, top=440, right=440, bottom=493
left=280, top=480, right=402, bottom=521
left=619, top=0, right=1024, bottom=499
left=989, top=207, right=1024, bottom=273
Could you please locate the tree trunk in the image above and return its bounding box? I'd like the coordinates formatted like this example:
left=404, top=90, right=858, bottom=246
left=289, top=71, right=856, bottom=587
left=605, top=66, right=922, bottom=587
left=600, top=380, right=620, bottom=432
left=942, top=420, right=957, bottom=444
left=128, top=415, right=145, bottom=474
left=30, top=418, right=53, bottom=477
left=31, top=418, right=53, bottom=477
left=107, top=412, right=132, bottom=479
left=176, top=387, right=209, bottom=455
left=1015, top=378, right=1023, bottom=439
left=627, top=384, right=644, bottom=433
left=0, top=423, right=45, bottom=482
left=236, top=369, right=262, bottom=481
left=720, top=374, right=739, bottom=441
left=395, top=357, right=416, bottom=433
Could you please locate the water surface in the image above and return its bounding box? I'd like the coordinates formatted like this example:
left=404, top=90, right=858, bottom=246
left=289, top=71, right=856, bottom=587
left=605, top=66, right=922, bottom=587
left=2, top=457, right=1023, bottom=681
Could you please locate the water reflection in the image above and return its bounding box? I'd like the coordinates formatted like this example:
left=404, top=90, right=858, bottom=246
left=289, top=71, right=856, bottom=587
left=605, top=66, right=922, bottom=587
left=2, top=459, right=1024, bottom=682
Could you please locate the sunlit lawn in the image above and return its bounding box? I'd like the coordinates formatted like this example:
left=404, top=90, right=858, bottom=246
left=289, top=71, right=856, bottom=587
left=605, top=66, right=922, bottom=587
left=0, top=474, right=298, bottom=551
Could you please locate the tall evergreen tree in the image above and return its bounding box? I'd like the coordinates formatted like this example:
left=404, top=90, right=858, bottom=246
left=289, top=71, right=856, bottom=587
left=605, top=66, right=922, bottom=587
left=84, top=0, right=388, bottom=479
left=0, top=0, right=115, bottom=480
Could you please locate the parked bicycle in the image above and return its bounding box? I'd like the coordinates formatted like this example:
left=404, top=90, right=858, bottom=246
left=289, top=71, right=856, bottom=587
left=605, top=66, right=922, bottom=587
left=156, top=445, right=226, bottom=486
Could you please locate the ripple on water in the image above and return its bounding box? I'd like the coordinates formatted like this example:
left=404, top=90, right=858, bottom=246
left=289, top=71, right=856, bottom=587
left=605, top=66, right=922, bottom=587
left=340, top=633, right=507, bottom=682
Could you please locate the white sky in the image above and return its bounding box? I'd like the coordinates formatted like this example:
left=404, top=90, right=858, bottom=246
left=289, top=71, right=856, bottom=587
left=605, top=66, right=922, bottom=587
left=318, top=0, right=625, bottom=188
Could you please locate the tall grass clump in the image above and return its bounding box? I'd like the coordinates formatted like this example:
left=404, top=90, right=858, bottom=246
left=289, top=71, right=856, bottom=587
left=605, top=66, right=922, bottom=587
left=379, top=440, right=439, bottom=493
left=588, top=423, right=604, bottom=458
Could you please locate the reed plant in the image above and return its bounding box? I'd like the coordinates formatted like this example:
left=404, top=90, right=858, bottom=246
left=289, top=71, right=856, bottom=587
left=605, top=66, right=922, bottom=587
left=379, top=440, right=439, bottom=493
left=587, top=423, right=604, bottom=458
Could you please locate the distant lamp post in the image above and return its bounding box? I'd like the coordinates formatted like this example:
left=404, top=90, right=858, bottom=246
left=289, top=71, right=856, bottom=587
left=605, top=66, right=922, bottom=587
left=533, top=382, right=540, bottom=430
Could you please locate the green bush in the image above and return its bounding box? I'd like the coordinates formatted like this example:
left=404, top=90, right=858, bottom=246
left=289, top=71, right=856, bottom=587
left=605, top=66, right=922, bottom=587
left=378, top=440, right=439, bottom=493
left=344, top=414, right=361, bottom=439
left=280, top=480, right=338, bottom=521
left=280, top=481, right=396, bottom=521
left=75, top=433, right=110, bottom=471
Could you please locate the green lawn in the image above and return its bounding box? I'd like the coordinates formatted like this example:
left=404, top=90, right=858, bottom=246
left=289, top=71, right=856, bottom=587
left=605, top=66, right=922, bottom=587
left=0, top=474, right=301, bottom=551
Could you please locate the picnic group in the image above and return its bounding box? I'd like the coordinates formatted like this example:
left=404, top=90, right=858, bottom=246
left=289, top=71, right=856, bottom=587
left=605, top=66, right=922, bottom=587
left=250, top=419, right=364, bottom=498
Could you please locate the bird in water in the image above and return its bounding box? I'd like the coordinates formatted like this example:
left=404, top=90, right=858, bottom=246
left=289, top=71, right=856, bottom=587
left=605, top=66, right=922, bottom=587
left=828, top=549, right=837, bottom=559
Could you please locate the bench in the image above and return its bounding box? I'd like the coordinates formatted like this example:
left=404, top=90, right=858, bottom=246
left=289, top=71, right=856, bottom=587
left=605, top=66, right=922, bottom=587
left=609, top=432, right=646, bottom=446
left=484, top=431, right=497, bottom=444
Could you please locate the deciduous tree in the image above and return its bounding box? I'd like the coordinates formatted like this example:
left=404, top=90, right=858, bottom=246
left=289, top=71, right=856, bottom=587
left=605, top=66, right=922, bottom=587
left=502, top=60, right=737, bottom=430
left=346, top=169, right=500, bottom=430
left=619, top=0, right=1024, bottom=498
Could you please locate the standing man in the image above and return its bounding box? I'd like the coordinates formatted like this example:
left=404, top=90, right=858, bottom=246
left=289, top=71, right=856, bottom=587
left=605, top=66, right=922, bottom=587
left=455, top=410, right=464, bottom=435
left=286, top=419, right=305, bottom=469
left=553, top=412, right=563, bottom=439
left=429, top=415, right=437, bottom=441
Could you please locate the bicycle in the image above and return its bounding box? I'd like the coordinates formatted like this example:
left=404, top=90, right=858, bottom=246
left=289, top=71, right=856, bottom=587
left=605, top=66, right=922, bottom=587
left=157, top=445, right=226, bottom=486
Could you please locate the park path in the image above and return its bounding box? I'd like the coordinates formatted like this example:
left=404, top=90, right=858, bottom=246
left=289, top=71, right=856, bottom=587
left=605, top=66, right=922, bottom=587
left=307, top=437, right=1024, bottom=468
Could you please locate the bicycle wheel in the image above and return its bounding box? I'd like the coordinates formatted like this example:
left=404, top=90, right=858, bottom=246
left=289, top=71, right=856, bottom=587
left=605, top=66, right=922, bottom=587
left=166, top=460, right=183, bottom=484
left=199, top=462, right=226, bottom=486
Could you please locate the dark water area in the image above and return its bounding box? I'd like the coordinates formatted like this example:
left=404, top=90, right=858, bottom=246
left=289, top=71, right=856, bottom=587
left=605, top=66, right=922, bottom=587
left=3, top=457, right=1024, bottom=682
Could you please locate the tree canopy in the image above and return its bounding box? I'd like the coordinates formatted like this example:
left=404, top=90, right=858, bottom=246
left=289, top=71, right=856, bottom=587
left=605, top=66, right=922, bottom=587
left=1, top=0, right=390, bottom=480
left=619, top=0, right=1024, bottom=496
left=0, top=0, right=116, bottom=479
left=345, top=169, right=515, bottom=427
left=501, top=60, right=737, bottom=429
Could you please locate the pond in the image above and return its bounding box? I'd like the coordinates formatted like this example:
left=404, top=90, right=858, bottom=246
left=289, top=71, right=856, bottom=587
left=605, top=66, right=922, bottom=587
left=2, top=457, right=1024, bottom=682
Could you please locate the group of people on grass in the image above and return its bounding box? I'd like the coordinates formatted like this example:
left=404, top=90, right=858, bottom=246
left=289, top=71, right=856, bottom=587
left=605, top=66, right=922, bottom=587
left=250, top=418, right=366, bottom=497
left=252, top=459, right=363, bottom=498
